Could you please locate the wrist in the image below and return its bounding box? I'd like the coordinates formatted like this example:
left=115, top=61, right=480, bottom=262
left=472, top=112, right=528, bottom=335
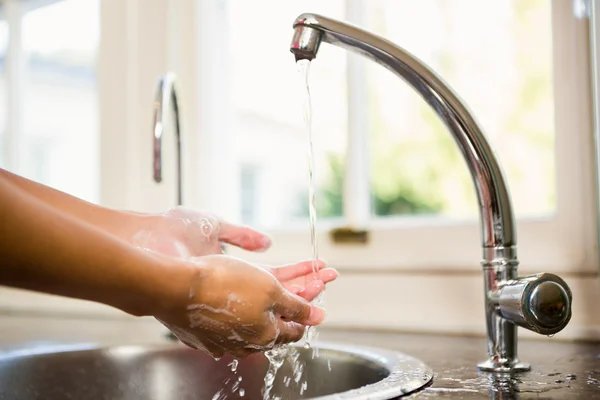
left=130, top=252, right=203, bottom=318
left=113, top=211, right=162, bottom=244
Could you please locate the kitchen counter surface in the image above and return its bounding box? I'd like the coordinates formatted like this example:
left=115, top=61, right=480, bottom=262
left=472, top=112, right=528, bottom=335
left=1, top=315, right=600, bottom=399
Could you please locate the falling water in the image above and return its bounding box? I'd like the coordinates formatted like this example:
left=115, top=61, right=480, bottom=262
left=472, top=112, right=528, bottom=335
left=297, top=59, right=324, bottom=351
left=260, top=59, right=324, bottom=400
left=298, top=60, right=320, bottom=285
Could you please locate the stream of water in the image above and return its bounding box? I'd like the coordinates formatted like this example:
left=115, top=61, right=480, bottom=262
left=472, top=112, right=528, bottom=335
left=297, top=58, right=324, bottom=344
left=260, top=58, right=324, bottom=400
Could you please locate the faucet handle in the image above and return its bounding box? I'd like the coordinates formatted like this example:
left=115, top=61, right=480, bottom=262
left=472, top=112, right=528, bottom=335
left=496, top=273, right=572, bottom=335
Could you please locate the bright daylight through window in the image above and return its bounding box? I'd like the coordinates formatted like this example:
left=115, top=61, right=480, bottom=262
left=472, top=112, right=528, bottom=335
left=0, top=0, right=99, bottom=204
left=227, top=0, right=555, bottom=229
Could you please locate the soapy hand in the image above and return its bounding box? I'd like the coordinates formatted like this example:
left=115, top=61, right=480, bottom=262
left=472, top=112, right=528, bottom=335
left=156, top=254, right=325, bottom=359
left=129, top=206, right=338, bottom=303
left=130, top=206, right=271, bottom=258
left=268, top=259, right=337, bottom=303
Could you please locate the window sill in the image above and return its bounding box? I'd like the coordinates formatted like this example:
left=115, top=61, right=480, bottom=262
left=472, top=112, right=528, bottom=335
left=1, top=272, right=597, bottom=341
left=228, top=216, right=598, bottom=275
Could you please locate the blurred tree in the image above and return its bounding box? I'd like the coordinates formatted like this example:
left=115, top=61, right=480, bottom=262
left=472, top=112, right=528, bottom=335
left=295, top=146, right=445, bottom=218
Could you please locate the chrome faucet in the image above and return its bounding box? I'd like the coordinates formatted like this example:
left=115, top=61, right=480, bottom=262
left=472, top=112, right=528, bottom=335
left=152, top=72, right=183, bottom=206
left=290, top=13, right=573, bottom=373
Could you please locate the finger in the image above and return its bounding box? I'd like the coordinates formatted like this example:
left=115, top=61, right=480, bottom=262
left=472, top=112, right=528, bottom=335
left=218, top=221, right=272, bottom=252
left=299, top=280, right=325, bottom=302
left=274, top=289, right=325, bottom=325
left=270, top=259, right=326, bottom=281
left=275, top=319, right=306, bottom=345
left=295, top=270, right=338, bottom=301
left=288, top=284, right=304, bottom=295
left=318, top=268, right=338, bottom=284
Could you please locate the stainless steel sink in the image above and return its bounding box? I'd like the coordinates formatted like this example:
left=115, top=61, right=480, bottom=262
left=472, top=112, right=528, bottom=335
left=0, top=341, right=433, bottom=399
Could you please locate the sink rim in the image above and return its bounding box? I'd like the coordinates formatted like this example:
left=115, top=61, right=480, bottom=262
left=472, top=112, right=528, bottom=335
left=0, top=340, right=434, bottom=399
left=306, top=340, right=434, bottom=399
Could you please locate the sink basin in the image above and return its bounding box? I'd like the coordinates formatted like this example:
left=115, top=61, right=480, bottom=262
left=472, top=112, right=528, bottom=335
left=0, top=341, right=433, bottom=399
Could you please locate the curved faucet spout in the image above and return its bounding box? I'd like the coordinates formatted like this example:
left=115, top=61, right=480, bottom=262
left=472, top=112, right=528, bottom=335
left=153, top=72, right=183, bottom=206
left=291, top=13, right=514, bottom=254
left=290, top=13, right=572, bottom=373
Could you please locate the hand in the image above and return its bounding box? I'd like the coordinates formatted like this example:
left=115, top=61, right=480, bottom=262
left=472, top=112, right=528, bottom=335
left=268, top=259, right=338, bottom=303
left=129, top=206, right=272, bottom=258
left=156, top=254, right=325, bottom=359
left=128, top=206, right=339, bottom=302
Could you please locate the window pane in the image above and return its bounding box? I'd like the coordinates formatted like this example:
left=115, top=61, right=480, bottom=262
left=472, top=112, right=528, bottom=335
left=20, top=0, right=100, bottom=203
left=364, top=0, right=555, bottom=218
left=228, top=0, right=347, bottom=229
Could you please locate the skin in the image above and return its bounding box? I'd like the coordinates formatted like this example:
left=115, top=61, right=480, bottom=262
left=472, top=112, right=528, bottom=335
left=0, top=168, right=337, bottom=357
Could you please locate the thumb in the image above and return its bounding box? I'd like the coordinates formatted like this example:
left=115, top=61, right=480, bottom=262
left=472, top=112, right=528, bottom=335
left=273, top=289, right=325, bottom=326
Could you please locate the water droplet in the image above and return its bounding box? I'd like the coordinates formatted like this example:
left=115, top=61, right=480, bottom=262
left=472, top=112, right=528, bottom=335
left=229, top=359, right=239, bottom=372
left=239, top=388, right=245, bottom=397
left=566, top=374, right=577, bottom=380
left=547, top=334, right=555, bottom=338
left=300, top=380, right=308, bottom=395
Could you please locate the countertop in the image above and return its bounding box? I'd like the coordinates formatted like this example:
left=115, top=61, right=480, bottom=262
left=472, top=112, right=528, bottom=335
left=1, top=315, right=600, bottom=399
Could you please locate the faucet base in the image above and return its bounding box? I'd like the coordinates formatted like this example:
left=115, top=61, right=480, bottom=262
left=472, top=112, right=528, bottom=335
left=477, top=359, right=531, bottom=373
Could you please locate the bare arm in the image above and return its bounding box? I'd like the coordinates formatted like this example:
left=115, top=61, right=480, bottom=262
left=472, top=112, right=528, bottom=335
left=0, top=176, right=186, bottom=316
left=0, top=176, right=325, bottom=356
left=0, top=168, right=146, bottom=241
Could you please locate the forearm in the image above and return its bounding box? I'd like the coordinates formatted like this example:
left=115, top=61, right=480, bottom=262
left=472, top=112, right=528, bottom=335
left=0, top=177, right=186, bottom=317
left=0, top=168, right=151, bottom=241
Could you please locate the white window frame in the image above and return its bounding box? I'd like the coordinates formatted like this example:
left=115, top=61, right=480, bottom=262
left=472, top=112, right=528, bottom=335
left=180, top=0, right=598, bottom=276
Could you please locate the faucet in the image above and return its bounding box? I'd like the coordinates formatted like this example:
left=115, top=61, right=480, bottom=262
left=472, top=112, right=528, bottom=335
left=290, top=13, right=573, bottom=373
left=152, top=72, right=183, bottom=206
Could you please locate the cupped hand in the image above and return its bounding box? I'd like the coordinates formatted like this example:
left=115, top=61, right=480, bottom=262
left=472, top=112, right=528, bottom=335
left=130, top=206, right=272, bottom=258
left=156, top=254, right=325, bottom=359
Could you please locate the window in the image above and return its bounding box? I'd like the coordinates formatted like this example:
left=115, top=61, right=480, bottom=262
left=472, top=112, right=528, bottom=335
left=240, top=164, right=259, bottom=226
left=0, top=0, right=100, bottom=203
left=227, top=1, right=348, bottom=227
left=0, top=0, right=119, bottom=318
left=0, top=1, right=596, bottom=328
left=182, top=0, right=596, bottom=273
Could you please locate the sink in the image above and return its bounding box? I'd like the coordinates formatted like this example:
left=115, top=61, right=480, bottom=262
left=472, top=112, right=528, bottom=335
left=0, top=341, right=433, bottom=399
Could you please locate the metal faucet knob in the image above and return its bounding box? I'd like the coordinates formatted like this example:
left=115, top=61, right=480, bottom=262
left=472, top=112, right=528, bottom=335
left=496, top=273, right=572, bottom=335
